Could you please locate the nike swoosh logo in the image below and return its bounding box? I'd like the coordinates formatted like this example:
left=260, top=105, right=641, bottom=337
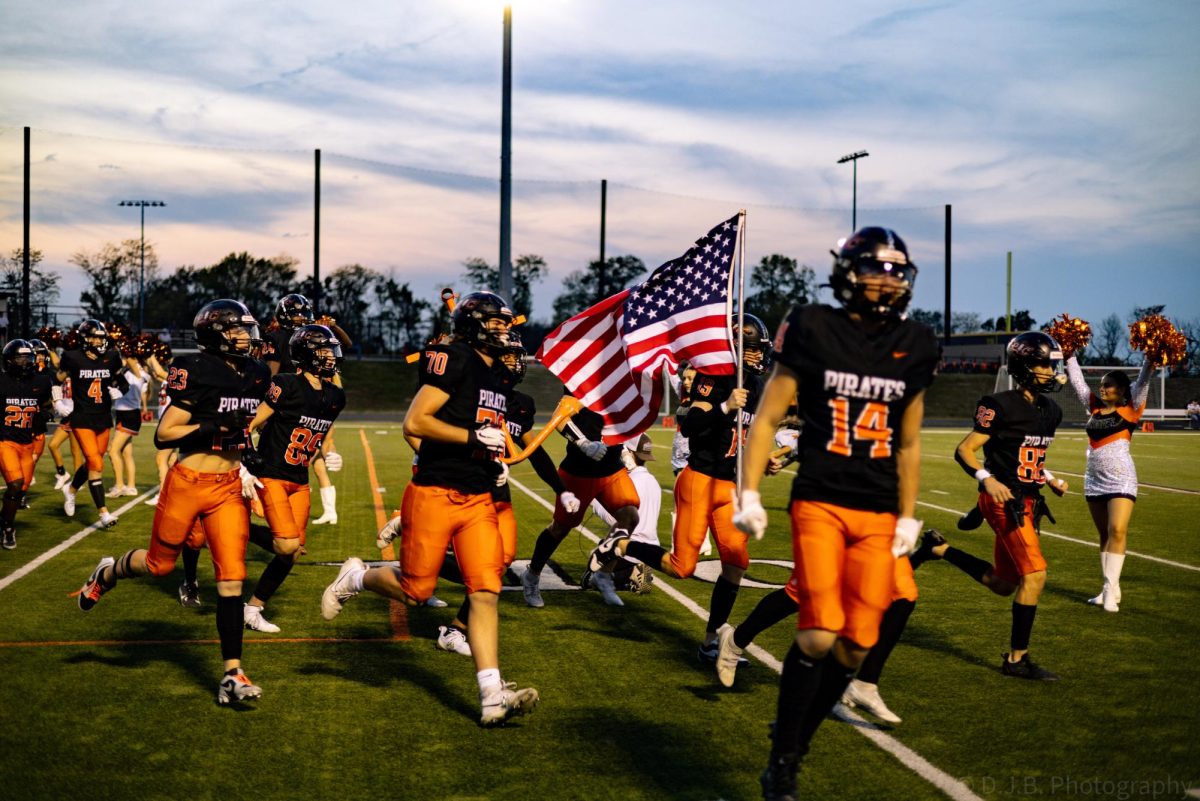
left=892, top=351, right=908, bottom=359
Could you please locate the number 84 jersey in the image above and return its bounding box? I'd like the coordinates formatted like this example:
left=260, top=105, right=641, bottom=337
left=257, top=372, right=346, bottom=483
left=774, top=304, right=939, bottom=513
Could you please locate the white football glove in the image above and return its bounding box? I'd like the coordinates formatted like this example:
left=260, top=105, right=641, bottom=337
left=732, top=489, right=768, bottom=540
left=324, top=451, right=343, bottom=472
left=470, top=426, right=507, bottom=456
left=51, top=385, right=63, bottom=402
left=238, top=465, right=263, bottom=500
left=494, top=460, right=510, bottom=487
left=892, top=517, right=922, bottom=558
left=54, top=398, right=74, bottom=418
left=108, top=386, right=124, bottom=400
left=558, top=491, right=580, bottom=514
left=579, top=439, right=608, bottom=461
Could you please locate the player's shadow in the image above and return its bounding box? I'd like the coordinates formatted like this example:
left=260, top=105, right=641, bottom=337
left=62, top=620, right=216, bottom=697
left=899, top=621, right=997, bottom=673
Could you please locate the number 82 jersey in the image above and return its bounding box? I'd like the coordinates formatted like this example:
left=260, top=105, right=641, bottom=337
left=257, top=372, right=346, bottom=483
left=774, top=304, right=939, bottom=513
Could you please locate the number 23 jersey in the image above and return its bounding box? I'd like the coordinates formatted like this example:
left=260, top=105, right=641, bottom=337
left=257, top=372, right=346, bottom=483
left=774, top=304, right=939, bottom=513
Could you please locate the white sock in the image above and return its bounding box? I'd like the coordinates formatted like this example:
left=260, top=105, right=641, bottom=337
left=320, top=485, right=337, bottom=515
left=348, top=567, right=366, bottom=593
left=1104, top=553, right=1125, bottom=592
left=477, top=668, right=502, bottom=696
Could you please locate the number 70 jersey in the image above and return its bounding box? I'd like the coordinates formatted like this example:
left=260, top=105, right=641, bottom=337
left=257, top=372, right=346, bottom=483
left=773, top=304, right=939, bottom=514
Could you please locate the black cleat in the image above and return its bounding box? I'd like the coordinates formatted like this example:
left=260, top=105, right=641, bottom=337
left=1001, top=652, right=1059, bottom=681
left=957, top=504, right=984, bottom=531
left=177, top=581, right=201, bottom=609
left=908, top=528, right=946, bottom=568
left=760, top=754, right=799, bottom=801
left=1, top=527, right=14, bottom=550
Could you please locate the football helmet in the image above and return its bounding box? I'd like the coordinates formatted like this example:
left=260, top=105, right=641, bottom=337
left=194, top=300, right=260, bottom=360
left=78, top=319, right=109, bottom=356
left=499, top=331, right=527, bottom=384
left=830, top=227, right=918, bottom=321
left=452, top=292, right=514, bottom=355
left=732, top=313, right=772, bottom=375
left=274, top=294, right=314, bottom=330
left=28, top=339, right=51, bottom=372
left=289, top=324, right=343, bottom=378
left=1006, top=332, right=1065, bottom=393
left=2, top=339, right=36, bottom=379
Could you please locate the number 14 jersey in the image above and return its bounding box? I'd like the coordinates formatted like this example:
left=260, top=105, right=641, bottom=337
left=774, top=304, right=939, bottom=513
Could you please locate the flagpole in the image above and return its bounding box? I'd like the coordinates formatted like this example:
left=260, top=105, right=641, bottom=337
left=734, top=209, right=747, bottom=497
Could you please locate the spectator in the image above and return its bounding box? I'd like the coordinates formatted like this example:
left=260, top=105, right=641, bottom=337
left=1188, top=398, right=1200, bottom=430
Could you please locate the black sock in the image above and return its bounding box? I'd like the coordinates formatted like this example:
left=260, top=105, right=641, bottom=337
left=55, top=465, right=66, bottom=476
left=771, top=645, right=827, bottom=761
left=216, top=595, right=244, bottom=662
left=182, top=546, right=200, bottom=585
left=87, top=479, right=105, bottom=510
left=528, top=528, right=561, bottom=574
left=734, top=588, right=797, bottom=650
left=625, top=541, right=668, bottom=570
left=706, top=576, right=740, bottom=634
left=251, top=556, right=293, bottom=604
left=112, top=550, right=138, bottom=583
left=455, top=596, right=470, bottom=627
left=942, top=547, right=992, bottom=584
left=1010, top=602, right=1037, bottom=652
left=856, top=599, right=916, bottom=684
left=71, top=465, right=88, bottom=491
left=1, top=485, right=21, bottom=527
left=248, top=523, right=275, bottom=552
left=796, top=657, right=856, bottom=752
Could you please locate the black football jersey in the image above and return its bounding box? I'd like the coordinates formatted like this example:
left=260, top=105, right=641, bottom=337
left=159, top=352, right=271, bottom=456
left=264, top=327, right=297, bottom=374
left=490, top=387, right=536, bottom=503
left=559, top=402, right=624, bottom=478
left=58, top=348, right=125, bottom=430
left=31, top=372, right=53, bottom=436
left=774, top=304, right=939, bottom=513
left=412, top=342, right=508, bottom=495
left=971, top=389, right=1062, bottom=496
left=684, top=372, right=763, bottom=481
left=258, top=372, right=347, bottom=483
left=0, top=372, right=52, bottom=445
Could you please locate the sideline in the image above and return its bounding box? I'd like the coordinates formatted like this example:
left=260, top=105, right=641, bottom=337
left=508, top=475, right=984, bottom=801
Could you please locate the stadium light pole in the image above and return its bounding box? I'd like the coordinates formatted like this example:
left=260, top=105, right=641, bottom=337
left=118, top=200, right=165, bottom=332
left=498, top=4, right=514, bottom=304
left=837, top=150, right=869, bottom=231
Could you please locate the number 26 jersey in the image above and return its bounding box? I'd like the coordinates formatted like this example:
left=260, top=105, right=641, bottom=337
left=774, top=304, right=939, bottom=513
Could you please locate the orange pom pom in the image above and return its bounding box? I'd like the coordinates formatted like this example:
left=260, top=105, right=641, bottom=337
left=1129, top=314, right=1187, bottom=367
left=316, top=315, right=337, bottom=327
left=1045, top=313, right=1091, bottom=358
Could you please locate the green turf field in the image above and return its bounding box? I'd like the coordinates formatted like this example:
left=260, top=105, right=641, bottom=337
left=0, top=422, right=1197, bottom=800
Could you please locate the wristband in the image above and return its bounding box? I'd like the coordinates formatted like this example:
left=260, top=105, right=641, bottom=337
left=974, top=468, right=992, bottom=482
left=719, top=401, right=730, bottom=415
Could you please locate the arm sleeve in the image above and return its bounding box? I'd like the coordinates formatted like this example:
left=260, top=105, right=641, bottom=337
left=528, top=446, right=566, bottom=494
left=1130, top=360, right=1154, bottom=410
left=590, top=498, right=616, bottom=528
left=1064, top=356, right=1093, bottom=410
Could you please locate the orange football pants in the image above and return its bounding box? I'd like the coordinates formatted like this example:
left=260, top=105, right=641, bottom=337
left=784, top=499, right=897, bottom=649
left=0, top=441, right=34, bottom=489
left=553, top=467, right=640, bottom=528
left=145, top=464, right=249, bottom=582
left=495, top=500, right=517, bottom=567
left=892, top=555, right=918, bottom=603
left=979, top=493, right=1047, bottom=584
left=399, top=484, right=503, bottom=600
left=256, top=477, right=310, bottom=545
left=72, top=427, right=110, bottom=472
left=668, top=466, right=748, bottom=577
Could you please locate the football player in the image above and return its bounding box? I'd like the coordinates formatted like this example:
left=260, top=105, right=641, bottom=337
left=520, top=398, right=640, bottom=609
left=75, top=299, right=272, bottom=705
left=321, top=292, right=539, bottom=726
left=26, top=339, right=55, bottom=496
left=431, top=332, right=580, bottom=654
left=241, top=324, right=346, bottom=633
left=0, top=340, right=53, bottom=549
left=586, top=315, right=784, bottom=651
left=921, top=331, right=1067, bottom=681
left=56, top=319, right=128, bottom=527
left=730, top=228, right=938, bottom=800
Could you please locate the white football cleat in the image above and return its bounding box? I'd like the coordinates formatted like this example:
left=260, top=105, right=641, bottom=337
left=591, top=570, right=624, bottom=606
left=375, top=515, right=401, bottom=550
left=522, top=568, right=544, bottom=608
left=243, top=604, right=281, bottom=633
left=144, top=492, right=160, bottom=506
left=424, top=595, right=448, bottom=608
left=99, top=511, right=118, bottom=529
left=480, top=681, right=539, bottom=726
left=216, top=669, right=263, bottom=705
left=841, top=679, right=901, bottom=724
left=62, top=486, right=76, bottom=517
left=715, top=623, right=744, bottom=688
left=435, top=625, right=472, bottom=656
left=54, top=472, right=71, bottom=491
left=321, top=557, right=365, bottom=620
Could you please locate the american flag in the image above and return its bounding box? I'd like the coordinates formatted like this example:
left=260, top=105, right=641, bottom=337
left=537, top=213, right=740, bottom=444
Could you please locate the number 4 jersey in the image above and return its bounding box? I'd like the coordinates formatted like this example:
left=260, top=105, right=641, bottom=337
left=971, top=389, right=1062, bottom=497
left=775, top=303, right=940, bottom=513
left=257, top=372, right=346, bottom=483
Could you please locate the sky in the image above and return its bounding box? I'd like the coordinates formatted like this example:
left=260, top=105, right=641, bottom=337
left=1, top=0, right=1199, bottom=334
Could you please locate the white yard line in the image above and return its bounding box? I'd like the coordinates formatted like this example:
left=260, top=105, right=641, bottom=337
left=510, top=476, right=984, bottom=801
left=0, top=490, right=156, bottom=593
left=922, top=452, right=1200, bottom=496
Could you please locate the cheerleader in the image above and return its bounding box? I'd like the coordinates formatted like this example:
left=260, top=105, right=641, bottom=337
left=1064, top=355, right=1153, bottom=612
